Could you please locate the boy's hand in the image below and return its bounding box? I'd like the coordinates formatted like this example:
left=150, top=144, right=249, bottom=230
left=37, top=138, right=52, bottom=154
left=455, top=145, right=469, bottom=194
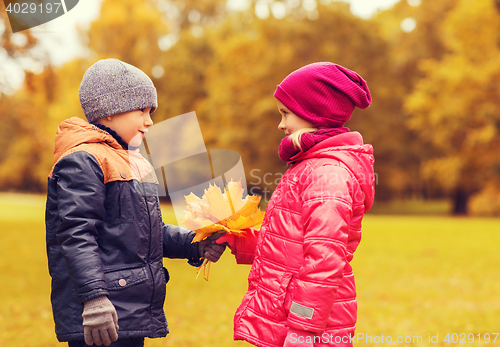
left=82, top=295, right=119, bottom=346
left=198, top=232, right=226, bottom=262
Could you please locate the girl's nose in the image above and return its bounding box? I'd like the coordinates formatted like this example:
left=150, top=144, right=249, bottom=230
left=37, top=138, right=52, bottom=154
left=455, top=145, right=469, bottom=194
left=145, top=114, right=153, bottom=127
left=278, top=118, right=286, bottom=131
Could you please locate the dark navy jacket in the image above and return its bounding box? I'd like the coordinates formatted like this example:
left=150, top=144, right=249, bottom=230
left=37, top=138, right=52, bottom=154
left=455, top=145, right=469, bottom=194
left=45, top=117, right=201, bottom=342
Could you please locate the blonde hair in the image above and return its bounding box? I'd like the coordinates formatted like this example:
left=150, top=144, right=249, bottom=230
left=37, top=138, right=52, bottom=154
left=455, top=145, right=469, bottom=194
left=289, top=128, right=317, bottom=150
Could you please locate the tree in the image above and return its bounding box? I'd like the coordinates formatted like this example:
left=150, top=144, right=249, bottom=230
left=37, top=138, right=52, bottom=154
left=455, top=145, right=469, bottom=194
left=405, top=0, right=500, bottom=214
left=0, top=4, right=57, bottom=191
left=0, top=0, right=171, bottom=191
left=0, top=66, right=57, bottom=191
left=366, top=0, right=458, bottom=201
left=0, top=2, right=45, bottom=96
left=84, top=0, right=169, bottom=74
left=155, top=0, right=227, bottom=31
left=155, top=2, right=394, bottom=199
left=154, top=0, right=468, bottom=203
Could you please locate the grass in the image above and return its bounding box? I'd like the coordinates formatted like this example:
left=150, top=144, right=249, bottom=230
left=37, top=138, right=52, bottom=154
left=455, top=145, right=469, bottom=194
left=353, top=215, right=500, bottom=346
left=0, top=193, right=499, bottom=346
left=367, top=199, right=452, bottom=216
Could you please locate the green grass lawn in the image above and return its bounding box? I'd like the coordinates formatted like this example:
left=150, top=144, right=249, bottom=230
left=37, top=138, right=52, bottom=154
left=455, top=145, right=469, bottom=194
left=0, top=193, right=499, bottom=346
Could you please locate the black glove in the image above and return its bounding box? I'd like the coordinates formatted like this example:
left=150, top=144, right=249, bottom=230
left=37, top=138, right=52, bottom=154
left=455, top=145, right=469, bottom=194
left=198, top=232, right=226, bottom=262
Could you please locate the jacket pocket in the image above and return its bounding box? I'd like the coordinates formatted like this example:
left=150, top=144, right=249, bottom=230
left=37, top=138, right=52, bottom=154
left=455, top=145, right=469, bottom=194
left=283, top=276, right=296, bottom=314
left=276, top=272, right=293, bottom=318
left=104, top=267, right=148, bottom=291
left=279, top=272, right=293, bottom=302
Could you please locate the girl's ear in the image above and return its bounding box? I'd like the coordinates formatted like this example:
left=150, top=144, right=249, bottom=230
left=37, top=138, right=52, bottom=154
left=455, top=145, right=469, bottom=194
left=107, top=116, right=113, bottom=121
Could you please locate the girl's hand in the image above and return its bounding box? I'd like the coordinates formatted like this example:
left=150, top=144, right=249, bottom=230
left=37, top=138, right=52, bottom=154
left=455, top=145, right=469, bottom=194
left=215, top=228, right=260, bottom=265
left=215, top=233, right=235, bottom=250
left=283, top=328, right=315, bottom=347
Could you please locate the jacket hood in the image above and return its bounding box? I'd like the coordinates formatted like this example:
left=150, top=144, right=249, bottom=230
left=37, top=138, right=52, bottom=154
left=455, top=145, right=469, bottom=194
left=53, top=117, right=123, bottom=165
left=295, top=131, right=375, bottom=211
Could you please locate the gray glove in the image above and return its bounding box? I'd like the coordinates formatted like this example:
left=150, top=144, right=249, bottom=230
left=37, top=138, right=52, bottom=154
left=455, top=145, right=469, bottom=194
left=198, top=232, right=226, bottom=262
left=82, top=295, right=119, bottom=346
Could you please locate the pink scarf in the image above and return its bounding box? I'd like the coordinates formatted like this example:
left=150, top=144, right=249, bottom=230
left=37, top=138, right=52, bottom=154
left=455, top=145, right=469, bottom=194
left=278, top=128, right=350, bottom=163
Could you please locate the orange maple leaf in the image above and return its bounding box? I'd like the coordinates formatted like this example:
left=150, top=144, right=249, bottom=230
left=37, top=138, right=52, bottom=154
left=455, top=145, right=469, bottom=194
left=179, top=180, right=264, bottom=243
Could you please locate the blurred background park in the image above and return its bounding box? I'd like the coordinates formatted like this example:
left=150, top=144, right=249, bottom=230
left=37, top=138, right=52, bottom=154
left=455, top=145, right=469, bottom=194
left=1, top=0, right=500, bottom=346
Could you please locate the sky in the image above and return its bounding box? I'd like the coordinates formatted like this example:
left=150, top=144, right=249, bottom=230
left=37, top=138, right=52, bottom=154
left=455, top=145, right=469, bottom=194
left=349, top=0, right=402, bottom=18
left=1, top=0, right=402, bottom=91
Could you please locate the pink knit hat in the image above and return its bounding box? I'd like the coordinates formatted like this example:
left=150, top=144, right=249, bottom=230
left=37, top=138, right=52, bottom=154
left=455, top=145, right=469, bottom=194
left=274, top=62, right=371, bottom=128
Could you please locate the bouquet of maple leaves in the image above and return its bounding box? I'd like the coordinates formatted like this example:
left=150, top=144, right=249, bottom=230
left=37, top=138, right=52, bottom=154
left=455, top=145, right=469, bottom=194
left=179, top=180, right=264, bottom=280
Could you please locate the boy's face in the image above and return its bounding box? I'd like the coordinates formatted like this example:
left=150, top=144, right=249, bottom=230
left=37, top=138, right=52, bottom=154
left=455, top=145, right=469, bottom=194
left=106, top=108, right=153, bottom=147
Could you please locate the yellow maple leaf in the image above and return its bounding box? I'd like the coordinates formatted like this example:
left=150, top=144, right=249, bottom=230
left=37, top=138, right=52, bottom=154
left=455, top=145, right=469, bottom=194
left=185, top=192, right=201, bottom=204
left=179, top=180, right=265, bottom=280
left=226, top=211, right=265, bottom=232
left=229, top=195, right=262, bottom=220
left=224, top=179, right=247, bottom=213
left=191, top=223, right=230, bottom=243
left=202, top=184, right=234, bottom=222
left=180, top=180, right=264, bottom=243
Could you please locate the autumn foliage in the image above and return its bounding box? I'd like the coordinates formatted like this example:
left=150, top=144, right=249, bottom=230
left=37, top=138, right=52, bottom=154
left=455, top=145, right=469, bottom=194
left=180, top=180, right=264, bottom=243
left=1, top=0, right=500, bottom=215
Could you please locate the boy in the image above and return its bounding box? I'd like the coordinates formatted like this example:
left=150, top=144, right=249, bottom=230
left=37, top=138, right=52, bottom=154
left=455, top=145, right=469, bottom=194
left=45, top=59, right=225, bottom=347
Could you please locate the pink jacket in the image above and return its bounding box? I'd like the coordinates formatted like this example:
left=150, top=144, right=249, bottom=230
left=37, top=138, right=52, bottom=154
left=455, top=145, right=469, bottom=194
left=231, top=132, right=375, bottom=347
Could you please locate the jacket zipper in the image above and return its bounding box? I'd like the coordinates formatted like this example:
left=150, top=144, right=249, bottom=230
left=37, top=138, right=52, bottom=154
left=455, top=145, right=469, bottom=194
left=133, top=160, right=156, bottom=325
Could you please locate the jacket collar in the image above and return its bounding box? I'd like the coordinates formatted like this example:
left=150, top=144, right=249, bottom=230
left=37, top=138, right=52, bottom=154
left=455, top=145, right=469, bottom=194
left=53, top=117, right=126, bottom=165
left=93, top=123, right=139, bottom=151
left=290, top=131, right=375, bottom=212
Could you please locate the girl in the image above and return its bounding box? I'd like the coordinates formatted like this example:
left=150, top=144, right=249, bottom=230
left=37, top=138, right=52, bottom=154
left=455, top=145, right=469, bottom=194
left=218, top=62, right=375, bottom=347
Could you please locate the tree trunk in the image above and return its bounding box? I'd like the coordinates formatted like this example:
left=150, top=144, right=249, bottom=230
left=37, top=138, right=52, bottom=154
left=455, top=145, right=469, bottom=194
left=452, top=188, right=469, bottom=215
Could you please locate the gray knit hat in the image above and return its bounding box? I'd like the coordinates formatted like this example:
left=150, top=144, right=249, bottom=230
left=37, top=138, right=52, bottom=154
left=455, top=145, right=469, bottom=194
left=79, top=58, right=158, bottom=123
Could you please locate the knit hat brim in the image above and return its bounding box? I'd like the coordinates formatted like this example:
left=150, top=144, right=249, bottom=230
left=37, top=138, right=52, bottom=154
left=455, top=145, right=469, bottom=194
left=274, top=84, right=351, bottom=128
left=82, top=85, right=157, bottom=123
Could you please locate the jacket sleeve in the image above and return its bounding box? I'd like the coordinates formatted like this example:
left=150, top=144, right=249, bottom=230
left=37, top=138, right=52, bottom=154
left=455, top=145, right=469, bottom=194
left=287, top=164, right=353, bottom=334
left=230, top=228, right=260, bottom=265
left=53, top=151, right=108, bottom=303
left=162, top=223, right=203, bottom=266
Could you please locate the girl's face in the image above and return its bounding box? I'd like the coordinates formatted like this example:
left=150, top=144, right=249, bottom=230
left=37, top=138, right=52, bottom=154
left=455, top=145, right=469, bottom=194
left=276, top=99, right=314, bottom=136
